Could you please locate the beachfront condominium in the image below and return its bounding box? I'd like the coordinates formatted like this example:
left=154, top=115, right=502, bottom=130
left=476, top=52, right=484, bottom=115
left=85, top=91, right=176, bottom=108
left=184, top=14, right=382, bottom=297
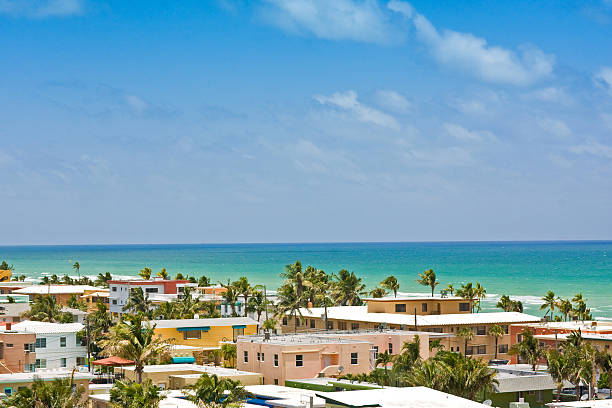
left=236, top=330, right=451, bottom=385
left=12, top=284, right=104, bottom=307
left=107, top=278, right=194, bottom=316
left=282, top=296, right=541, bottom=362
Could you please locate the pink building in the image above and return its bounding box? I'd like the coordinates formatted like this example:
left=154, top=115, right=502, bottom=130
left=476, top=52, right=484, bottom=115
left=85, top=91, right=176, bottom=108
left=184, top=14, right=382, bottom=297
left=0, top=323, right=37, bottom=373
left=236, top=330, right=449, bottom=385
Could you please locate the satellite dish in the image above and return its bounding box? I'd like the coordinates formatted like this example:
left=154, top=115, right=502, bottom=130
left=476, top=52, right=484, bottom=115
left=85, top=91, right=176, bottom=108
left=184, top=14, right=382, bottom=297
left=338, top=366, right=344, bottom=373
left=483, top=400, right=492, bottom=406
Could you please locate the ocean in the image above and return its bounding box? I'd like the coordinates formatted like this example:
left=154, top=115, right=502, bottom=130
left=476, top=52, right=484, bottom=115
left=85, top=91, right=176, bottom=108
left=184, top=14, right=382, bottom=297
left=0, top=241, right=610, bottom=318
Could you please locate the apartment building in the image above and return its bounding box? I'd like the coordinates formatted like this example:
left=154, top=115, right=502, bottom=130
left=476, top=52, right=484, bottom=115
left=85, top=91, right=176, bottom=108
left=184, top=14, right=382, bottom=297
left=107, top=278, right=193, bottom=316
left=12, top=284, right=103, bottom=306
left=0, top=371, right=93, bottom=400
left=0, top=323, right=36, bottom=373
left=13, top=321, right=87, bottom=371
left=284, top=296, right=541, bottom=362
left=152, top=317, right=258, bottom=348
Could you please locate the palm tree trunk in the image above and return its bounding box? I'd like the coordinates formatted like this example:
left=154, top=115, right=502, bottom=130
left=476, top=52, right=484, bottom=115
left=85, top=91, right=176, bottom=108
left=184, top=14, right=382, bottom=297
left=137, top=366, right=143, bottom=384
left=324, top=304, right=328, bottom=331
left=464, top=339, right=468, bottom=357
left=294, top=311, right=298, bottom=334
left=494, top=338, right=498, bottom=359
left=556, top=386, right=561, bottom=402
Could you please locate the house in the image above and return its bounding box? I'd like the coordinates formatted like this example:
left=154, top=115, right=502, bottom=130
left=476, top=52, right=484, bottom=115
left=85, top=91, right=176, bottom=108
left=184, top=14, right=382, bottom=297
left=237, top=330, right=451, bottom=385
left=314, top=386, right=490, bottom=408
left=80, top=291, right=110, bottom=311
left=0, top=302, right=30, bottom=324
left=13, top=320, right=87, bottom=371
left=107, top=278, right=194, bottom=316
left=485, top=364, right=563, bottom=408
left=151, top=317, right=258, bottom=348
left=12, top=285, right=102, bottom=306
left=0, top=323, right=36, bottom=373
left=0, top=370, right=93, bottom=400
left=120, top=364, right=263, bottom=390
left=285, top=296, right=541, bottom=362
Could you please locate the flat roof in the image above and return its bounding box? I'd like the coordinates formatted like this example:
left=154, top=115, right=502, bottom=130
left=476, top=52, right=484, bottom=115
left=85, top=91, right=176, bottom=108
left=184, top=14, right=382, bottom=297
left=517, top=320, right=612, bottom=331
left=152, top=317, right=258, bottom=329
left=0, top=371, right=93, bottom=384
left=363, top=296, right=464, bottom=302
left=535, top=333, right=612, bottom=342
left=315, top=387, right=488, bottom=408
left=299, top=306, right=541, bottom=327
left=123, top=363, right=260, bottom=376
left=246, top=385, right=326, bottom=408
left=547, top=401, right=612, bottom=407
left=240, top=330, right=451, bottom=345
left=13, top=320, right=84, bottom=334
left=107, top=279, right=190, bottom=284
left=13, top=285, right=100, bottom=295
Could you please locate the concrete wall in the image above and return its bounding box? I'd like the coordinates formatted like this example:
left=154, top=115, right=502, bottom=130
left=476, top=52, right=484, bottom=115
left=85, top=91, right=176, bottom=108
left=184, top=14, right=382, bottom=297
left=366, top=298, right=471, bottom=316
left=154, top=324, right=257, bottom=348
left=0, top=332, right=36, bottom=373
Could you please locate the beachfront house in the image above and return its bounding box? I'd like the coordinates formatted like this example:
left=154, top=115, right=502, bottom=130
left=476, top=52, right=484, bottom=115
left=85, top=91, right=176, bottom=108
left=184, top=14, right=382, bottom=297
left=0, top=371, right=93, bottom=400
left=108, top=278, right=194, bottom=316
left=12, top=284, right=103, bottom=307
left=13, top=320, right=87, bottom=371
left=237, top=330, right=451, bottom=385
left=283, top=296, right=541, bottom=362
left=0, top=323, right=36, bottom=373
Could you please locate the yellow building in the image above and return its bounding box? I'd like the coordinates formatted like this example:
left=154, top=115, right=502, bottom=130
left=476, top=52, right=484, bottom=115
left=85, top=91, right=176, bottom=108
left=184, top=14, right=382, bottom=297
left=152, top=317, right=259, bottom=348
left=364, top=296, right=472, bottom=315
left=80, top=291, right=110, bottom=311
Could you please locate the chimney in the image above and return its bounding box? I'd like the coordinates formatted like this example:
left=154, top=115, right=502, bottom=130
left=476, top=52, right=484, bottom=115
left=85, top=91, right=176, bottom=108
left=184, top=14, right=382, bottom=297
left=6, top=323, right=11, bottom=331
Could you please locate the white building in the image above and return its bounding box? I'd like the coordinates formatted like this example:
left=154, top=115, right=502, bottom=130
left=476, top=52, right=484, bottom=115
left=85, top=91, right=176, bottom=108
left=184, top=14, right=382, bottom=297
left=108, top=278, right=196, bottom=315
left=13, top=321, right=87, bottom=371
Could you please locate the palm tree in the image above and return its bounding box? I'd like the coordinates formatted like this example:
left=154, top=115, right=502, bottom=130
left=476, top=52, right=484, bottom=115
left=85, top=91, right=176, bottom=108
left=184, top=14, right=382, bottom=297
left=380, top=276, right=399, bottom=297
left=416, top=269, right=439, bottom=296
left=23, top=295, right=74, bottom=323
left=198, top=275, right=210, bottom=287
left=456, top=283, right=476, bottom=313
left=488, top=325, right=505, bottom=359
left=233, top=276, right=261, bottom=317
left=152, top=301, right=176, bottom=320
left=109, top=379, right=161, bottom=408
left=282, top=261, right=308, bottom=304
left=95, top=272, right=112, bottom=288
left=221, top=283, right=239, bottom=316
left=456, top=327, right=474, bottom=357
left=445, top=283, right=455, bottom=295
left=72, top=261, right=80, bottom=279
left=187, top=373, right=248, bottom=407
left=547, top=348, right=572, bottom=402
left=2, top=375, right=87, bottom=408
left=311, top=275, right=333, bottom=330
left=221, top=343, right=237, bottom=368
left=496, top=294, right=522, bottom=312
left=138, top=267, right=152, bottom=280
left=393, top=336, right=422, bottom=376
left=375, top=351, right=392, bottom=385
left=557, top=298, right=573, bottom=321
left=156, top=268, right=168, bottom=280
left=541, top=291, right=556, bottom=319
left=276, top=283, right=304, bottom=334
left=123, top=287, right=153, bottom=316
left=369, top=287, right=388, bottom=298
left=263, top=318, right=277, bottom=332
left=596, top=350, right=612, bottom=399
left=331, top=269, right=366, bottom=306
left=474, top=282, right=487, bottom=312
left=509, top=329, right=545, bottom=371
left=99, top=314, right=170, bottom=383
left=572, top=293, right=591, bottom=321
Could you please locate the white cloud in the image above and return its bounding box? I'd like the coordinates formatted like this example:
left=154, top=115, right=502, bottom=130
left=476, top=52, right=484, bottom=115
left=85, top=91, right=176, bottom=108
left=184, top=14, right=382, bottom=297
left=526, top=87, right=573, bottom=106
left=537, top=118, right=572, bottom=139
left=443, top=123, right=495, bottom=142
left=388, top=1, right=554, bottom=85
left=261, top=0, right=396, bottom=43
left=374, top=90, right=412, bottom=113
left=594, top=67, right=612, bottom=95
left=569, top=142, right=612, bottom=159
left=314, top=90, right=400, bottom=129
left=0, top=0, right=85, bottom=18
left=125, top=95, right=149, bottom=114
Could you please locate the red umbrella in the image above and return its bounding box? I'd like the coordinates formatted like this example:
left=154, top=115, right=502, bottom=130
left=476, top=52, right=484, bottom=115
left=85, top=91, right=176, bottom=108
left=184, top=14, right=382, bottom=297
left=92, top=356, right=134, bottom=366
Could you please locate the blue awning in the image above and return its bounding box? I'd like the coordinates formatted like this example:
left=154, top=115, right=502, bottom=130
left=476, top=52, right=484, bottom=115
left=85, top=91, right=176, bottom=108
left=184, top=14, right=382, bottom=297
left=232, top=325, right=246, bottom=329
left=172, top=356, right=196, bottom=364
left=176, top=327, right=211, bottom=332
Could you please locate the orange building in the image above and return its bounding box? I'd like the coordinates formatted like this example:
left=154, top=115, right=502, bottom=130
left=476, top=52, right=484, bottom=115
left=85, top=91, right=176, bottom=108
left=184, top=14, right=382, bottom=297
left=0, top=323, right=36, bottom=373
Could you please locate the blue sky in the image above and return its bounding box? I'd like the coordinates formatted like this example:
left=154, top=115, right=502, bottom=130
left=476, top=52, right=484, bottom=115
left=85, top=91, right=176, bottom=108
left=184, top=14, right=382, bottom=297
left=1, top=0, right=612, bottom=245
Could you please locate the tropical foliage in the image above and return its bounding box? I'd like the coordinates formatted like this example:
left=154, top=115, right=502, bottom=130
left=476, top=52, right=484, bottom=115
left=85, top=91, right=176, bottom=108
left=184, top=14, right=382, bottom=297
left=22, top=295, right=74, bottom=323
left=109, top=380, right=161, bottom=408
left=416, top=269, right=439, bottom=296
left=187, top=373, right=249, bottom=407
left=1, top=376, right=86, bottom=408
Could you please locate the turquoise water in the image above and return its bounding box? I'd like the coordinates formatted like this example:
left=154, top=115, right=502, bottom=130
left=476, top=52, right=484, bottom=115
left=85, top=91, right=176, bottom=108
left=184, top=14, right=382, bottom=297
left=0, top=241, right=610, bottom=318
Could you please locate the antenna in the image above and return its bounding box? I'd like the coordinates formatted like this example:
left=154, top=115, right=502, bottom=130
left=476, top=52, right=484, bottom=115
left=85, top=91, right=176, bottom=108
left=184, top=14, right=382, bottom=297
left=337, top=365, right=344, bottom=373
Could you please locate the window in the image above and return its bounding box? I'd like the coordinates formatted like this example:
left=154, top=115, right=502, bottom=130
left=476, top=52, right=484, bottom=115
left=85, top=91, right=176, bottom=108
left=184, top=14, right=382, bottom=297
left=25, top=343, right=35, bottom=353
left=459, top=303, right=470, bottom=312
left=310, top=320, right=315, bottom=329
left=338, top=322, right=347, bottom=330
left=243, top=351, right=248, bottom=363
left=351, top=322, right=359, bottom=330
left=145, top=288, right=158, bottom=293
left=5, top=344, right=13, bottom=348
left=388, top=343, right=393, bottom=354
left=112, top=286, right=117, bottom=292
left=35, top=338, right=46, bottom=349
left=351, top=352, right=358, bottom=365
left=476, top=326, right=486, bottom=336
left=60, top=337, right=66, bottom=347
left=35, top=359, right=47, bottom=369
left=3, top=388, right=11, bottom=396
left=498, top=344, right=509, bottom=354
left=261, top=353, right=265, bottom=362
left=421, top=303, right=428, bottom=312
left=257, top=352, right=261, bottom=361
left=465, top=346, right=474, bottom=356
left=296, top=354, right=303, bottom=367
left=477, top=345, right=486, bottom=355
left=274, top=354, right=279, bottom=367
left=274, top=379, right=279, bottom=385
left=327, top=321, right=334, bottom=330
left=502, top=325, right=509, bottom=334
left=77, top=357, right=86, bottom=366
left=282, top=317, right=288, bottom=326
left=183, top=330, right=201, bottom=340
left=372, top=346, right=378, bottom=359
left=233, top=327, right=245, bottom=341
left=395, top=304, right=406, bottom=313
left=61, top=358, right=67, bottom=368
left=112, top=299, right=117, bottom=305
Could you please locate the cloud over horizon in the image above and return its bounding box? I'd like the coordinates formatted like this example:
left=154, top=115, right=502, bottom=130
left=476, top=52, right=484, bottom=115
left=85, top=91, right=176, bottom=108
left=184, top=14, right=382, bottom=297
left=0, top=0, right=85, bottom=18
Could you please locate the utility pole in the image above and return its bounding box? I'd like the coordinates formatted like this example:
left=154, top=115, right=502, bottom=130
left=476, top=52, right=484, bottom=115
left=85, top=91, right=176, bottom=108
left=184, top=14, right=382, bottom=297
left=86, top=316, right=91, bottom=373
